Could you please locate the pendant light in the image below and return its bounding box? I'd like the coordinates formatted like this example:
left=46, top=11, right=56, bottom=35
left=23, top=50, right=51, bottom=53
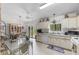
left=52, top=13, right=56, bottom=23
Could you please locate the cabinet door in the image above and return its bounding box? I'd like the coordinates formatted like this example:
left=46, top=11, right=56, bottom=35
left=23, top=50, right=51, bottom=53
left=62, top=17, right=77, bottom=29
left=68, top=17, right=77, bottom=28
left=37, top=22, right=49, bottom=29
left=66, top=39, right=72, bottom=49
left=56, top=38, right=61, bottom=46
left=41, top=35, right=49, bottom=44
left=50, top=37, right=54, bottom=45
left=52, top=38, right=55, bottom=45
left=53, top=37, right=57, bottom=45
left=38, top=36, right=42, bottom=42
left=78, top=16, right=79, bottom=28
left=61, top=39, right=72, bottom=49
left=57, top=38, right=63, bottom=47
left=60, top=39, right=66, bottom=48
left=37, top=35, right=41, bottom=42
left=62, top=18, right=68, bottom=28
left=48, top=36, right=51, bottom=44
left=77, top=46, right=79, bottom=54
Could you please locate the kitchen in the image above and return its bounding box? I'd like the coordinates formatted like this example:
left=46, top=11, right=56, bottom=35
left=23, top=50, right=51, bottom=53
left=0, top=3, right=79, bottom=55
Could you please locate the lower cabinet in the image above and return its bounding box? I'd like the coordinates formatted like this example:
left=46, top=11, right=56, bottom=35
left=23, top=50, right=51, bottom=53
left=36, top=34, right=49, bottom=44
left=77, top=45, right=79, bottom=54
left=37, top=35, right=72, bottom=50
left=49, top=36, right=72, bottom=50
left=36, top=35, right=42, bottom=42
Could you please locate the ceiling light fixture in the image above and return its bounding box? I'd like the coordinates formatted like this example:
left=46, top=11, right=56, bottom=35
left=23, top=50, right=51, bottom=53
left=40, top=3, right=53, bottom=9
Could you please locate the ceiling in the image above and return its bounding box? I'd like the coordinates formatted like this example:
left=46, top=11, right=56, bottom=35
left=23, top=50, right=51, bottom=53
left=16, top=3, right=45, bottom=19
left=1, top=3, right=46, bottom=22
left=1, top=3, right=79, bottom=23
left=40, top=3, right=79, bottom=17
left=17, top=3, right=79, bottom=19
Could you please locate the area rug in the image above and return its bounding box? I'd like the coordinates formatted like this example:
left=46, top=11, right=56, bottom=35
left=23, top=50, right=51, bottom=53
left=47, top=44, right=64, bottom=53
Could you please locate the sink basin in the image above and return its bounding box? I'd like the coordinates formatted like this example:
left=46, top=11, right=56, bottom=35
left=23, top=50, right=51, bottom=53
left=71, top=37, right=79, bottom=45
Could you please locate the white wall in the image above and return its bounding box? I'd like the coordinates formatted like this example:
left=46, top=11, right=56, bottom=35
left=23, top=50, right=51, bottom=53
left=37, top=13, right=79, bottom=33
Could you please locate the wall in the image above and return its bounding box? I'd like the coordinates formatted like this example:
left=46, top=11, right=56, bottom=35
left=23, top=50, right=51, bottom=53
left=24, top=20, right=38, bottom=37
left=37, top=13, right=79, bottom=33
left=1, top=3, right=36, bottom=36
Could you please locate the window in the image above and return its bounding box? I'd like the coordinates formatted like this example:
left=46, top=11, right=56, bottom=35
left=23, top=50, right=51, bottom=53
left=50, top=24, right=56, bottom=31
left=50, top=24, right=61, bottom=31
left=55, top=24, right=61, bottom=31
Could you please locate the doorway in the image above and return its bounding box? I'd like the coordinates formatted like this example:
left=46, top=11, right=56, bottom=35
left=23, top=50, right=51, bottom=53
left=28, top=26, right=36, bottom=39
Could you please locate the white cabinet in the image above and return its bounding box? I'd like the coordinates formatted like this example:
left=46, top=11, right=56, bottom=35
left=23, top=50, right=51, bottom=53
left=68, top=17, right=77, bottom=28
left=62, top=39, right=72, bottom=49
left=37, top=34, right=72, bottom=50
left=62, top=18, right=69, bottom=28
left=41, top=35, right=48, bottom=44
left=37, top=22, right=49, bottom=29
left=77, top=46, right=79, bottom=54
left=77, top=16, right=79, bottom=28
left=62, top=17, right=77, bottom=29
left=36, top=35, right=42, bottom=42
left=49, top=36, right=72, bottom=49
left=36, top=34, right=49, bottom=44
left=50, top=37, right=61, bottom=47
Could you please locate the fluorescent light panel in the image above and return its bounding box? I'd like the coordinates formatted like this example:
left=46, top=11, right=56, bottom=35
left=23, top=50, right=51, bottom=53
left=40, top=3, right=53, bottom=9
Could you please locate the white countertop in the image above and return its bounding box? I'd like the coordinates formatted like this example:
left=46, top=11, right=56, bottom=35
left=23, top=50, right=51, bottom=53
left=38, top=33, right=71, bottom=37
left=5, top=38, right=26, bottom=51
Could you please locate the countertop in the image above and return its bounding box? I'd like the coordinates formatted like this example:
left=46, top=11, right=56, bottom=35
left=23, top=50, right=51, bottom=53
left=37, top=33, right=79, bottom=40
left=4, top=38, right=29, bottom=51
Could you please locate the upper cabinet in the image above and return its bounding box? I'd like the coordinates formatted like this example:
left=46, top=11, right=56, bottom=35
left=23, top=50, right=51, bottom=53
left=77, top=16, right=79, bottom=29
left=37, top=13, right=79, bottom=32
left=37, top=18, right=49, bottom=29
left=67, top=17, right=77, bottom=28
left=62, top=16, right=77, bottom=29
left=37, top=22, right=49, bottom=29
left=62, top=13, right=79, bottom=30
left=62, top=18, right=69, bottom=29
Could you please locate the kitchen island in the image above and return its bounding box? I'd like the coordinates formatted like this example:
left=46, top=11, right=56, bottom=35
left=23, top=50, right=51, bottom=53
left=36, top=33, right=78, bottom=51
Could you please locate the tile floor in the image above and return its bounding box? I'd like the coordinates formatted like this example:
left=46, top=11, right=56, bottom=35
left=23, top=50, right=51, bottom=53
left=0, top=38, right=76, bottom=55
left=29, top=38, right=76, bottom=55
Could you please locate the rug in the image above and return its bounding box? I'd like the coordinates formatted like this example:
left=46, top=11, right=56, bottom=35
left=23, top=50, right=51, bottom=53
left=47, top=44, right=64, bottom=53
